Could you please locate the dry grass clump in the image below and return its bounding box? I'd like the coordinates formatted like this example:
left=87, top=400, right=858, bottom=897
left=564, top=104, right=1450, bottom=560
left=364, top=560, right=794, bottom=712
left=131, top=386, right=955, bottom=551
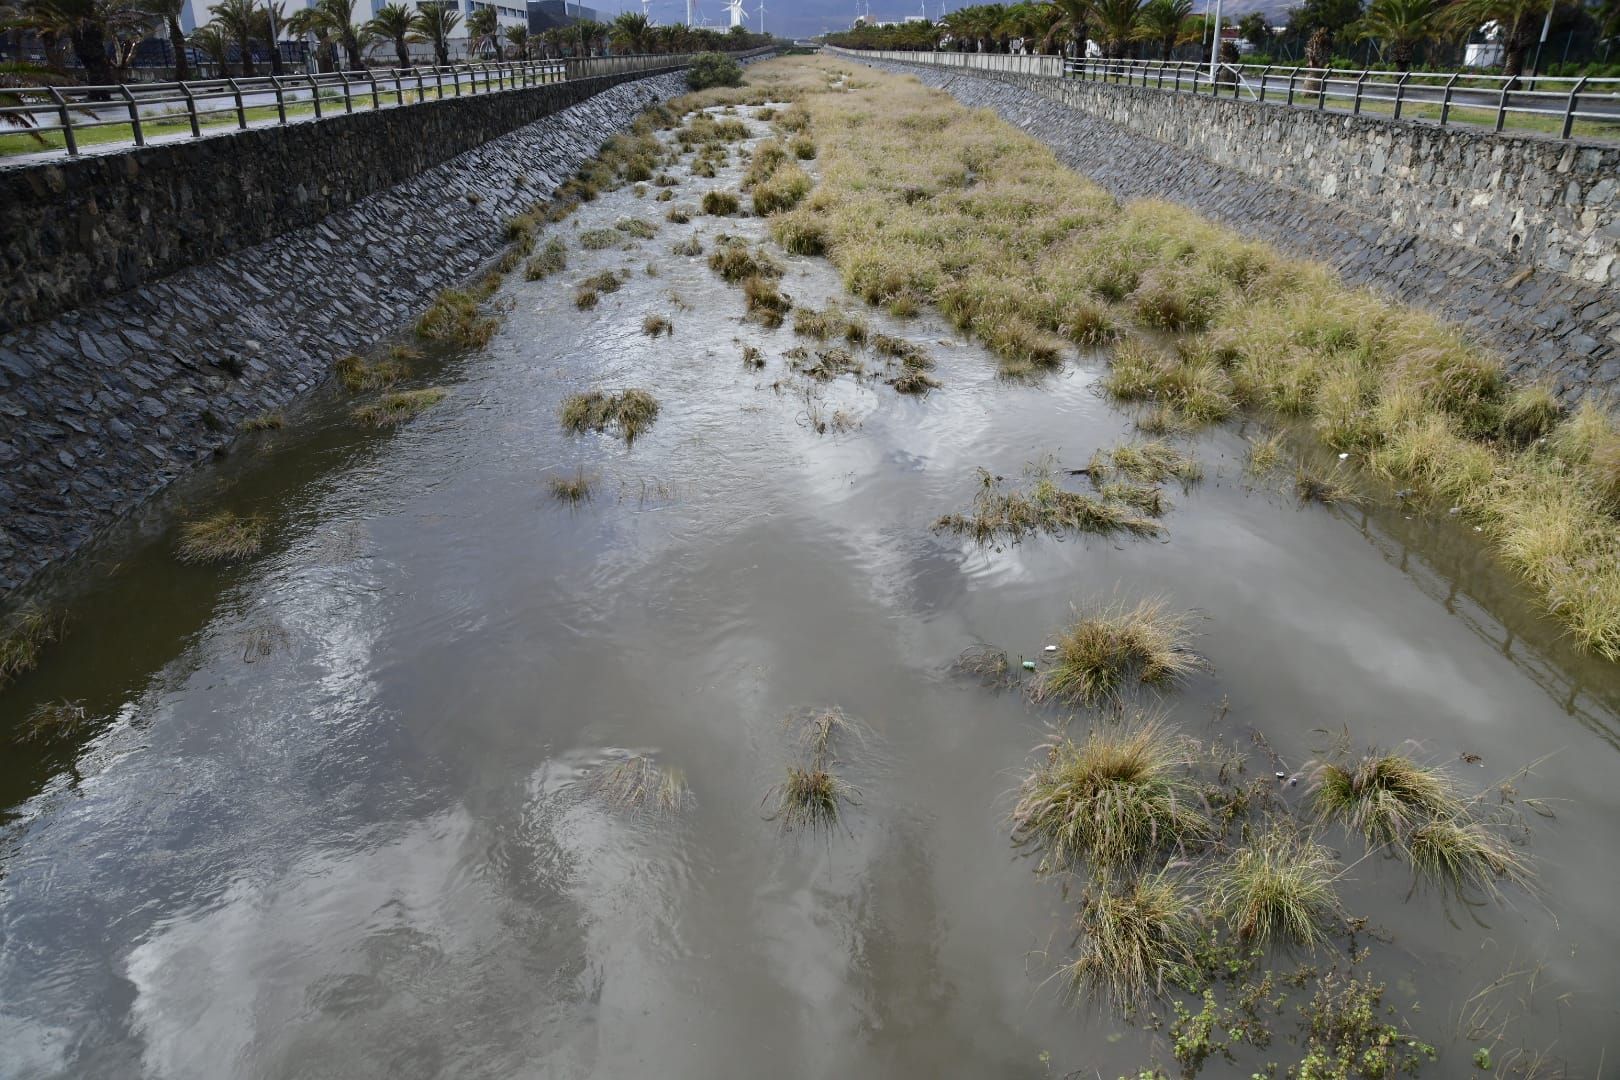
left=665, top=205, right=694, bottom=224
left=19, top=699, right=91, bottom=742
left=702, top=190, right=741, bottom=216
left=789, top=133, right=817, bottom=159
left=1404, top=818, right=1531, bottom=898
left=1247, top=431, right=1287, bottom=474
left=1102, top=340, right=1235, bottom=427
left=770, top=208, right=829, bottom=256
left=788, top=344, right=862, bottom=382
left=934, top=463, right=1162, bottom=546
left=574, top=287, right=599, bottom=310
left=1032, top=598, right=1201, bottom=708
left=1090, top=441, right=1203, bottom=486
left=742, top=275, right=792, bottom=327
left=753, top=163, right=813, bottom=215
left=742, top=139, right=789, bottom=189
left=708, top=239, right=782, bottom=283
left=641, top=314, right=674, bottom=337
left=1012, top=717, right=1211, bottom=873
left=579, top=228, right=620, bottom=250
left=1293, top=463, right=1364, bottom=506
left=765, top=765, right=858, bottom=835
left=415, top=287, right=499, bottom=348
left=352, top=388, right=447, bottom=428
left=176, top=509, right=266, bottom=563
left=240, top=411, right=285, bottom=432
left=580, top=270, right=624, bottom=294
left=548, top=469, right=594, bottom=504
left=890, top=367, right=941, bottom=395
left=741, top=344, right=765, bottom=368
left=1068, top=871, right=1199, bottom=1010
left=1207, top=827, right=1342, bottom=948
left=559, top=388, right=660, bottom=444
left=0, top=608, right=66, bottom=689
left=952, top=643, right=1015, bottom=687
left=335, top=353, right=401, bottom=392
left=588, top=754, right=690, bottom=815
left=524, top=237, right=567, bottom=281
left=614, top=217, right=658, bottom=240
left=671, top=236, right=703, bottom=258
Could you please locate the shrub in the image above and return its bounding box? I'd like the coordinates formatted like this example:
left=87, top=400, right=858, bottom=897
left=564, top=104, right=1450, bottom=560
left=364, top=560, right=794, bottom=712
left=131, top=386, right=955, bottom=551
left=686, top=52, right=743, bottom=91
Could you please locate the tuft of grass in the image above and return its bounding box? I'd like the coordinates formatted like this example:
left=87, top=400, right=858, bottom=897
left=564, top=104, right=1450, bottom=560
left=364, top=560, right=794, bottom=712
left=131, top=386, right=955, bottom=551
left=1246, top=431, right=1286, bottom=475
left=335, top=354, right=402, bottom=393
left=953, top=643, right=1014, bottom=687
left=352, top=388, right=446, bottom=428
left=1031, top=598, right=1202, bottom=707
left=709, top=239, right=782, bottom=283
left=642, top=314, right=673, bottom=338
left=934, top=462, right=1162, bottom=546
left=789, top=133, right=817, bottom=159
left=579, top=227, right=620, bottom=250
left=548, top=469, right=594, bottom=504
left=741, top=344, right=765, bottom=368
left=176, top=510, right=266, bottom=564
left=524, top=237, right=567, bottom=281
left=588, top=754, right=690, bottom=815
left=19, top=700, right=93, bottom=742
left=1403, top=818, right=1531, bottom=900
left=579, top=270, right=623, bottom=294
left=1208, top=827, right=1342, bottom=949
left=890, top=368, right=941, bottom=395
left=1091, top=441, right=1203, bottom=486
left=1012, top=717, right=1211, bottom=873
left=1068, top=871, right=1199, bottom=1010
left=770, top=208, right=828, bottom=255
left=753, top=163, right=813, bottom=215
left=574, top=287, right=599, bottom=310
left=614, top=217, right=657, bottom=239
left=559, top=389, right=660, bottom=444
left=701, top=190, right=740, bottom=216
left=240, top=411, right=285, bottom=432
left=1310, top=752, right=1463, bottom=847
left=765, top=765, right=858, bottom=835
left=415, top=288, right=499, bottom=348
left=665, top=205, right=693, bottom=224
left=0, top=609, right=66, bottom=689
left=787, top=705, right=861, bottom=761
left=1293, top=464, right=1363, bottom=506
left=671, top=236, right=703, bottom=257
left=742, top=275, right=791, bottom=327
left=1102, top=340, right=1235, bottom=427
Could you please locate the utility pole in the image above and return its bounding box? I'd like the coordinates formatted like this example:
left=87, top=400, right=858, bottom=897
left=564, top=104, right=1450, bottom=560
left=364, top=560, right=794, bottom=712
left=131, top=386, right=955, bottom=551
left=1207, top=0, right=1223, bottom=85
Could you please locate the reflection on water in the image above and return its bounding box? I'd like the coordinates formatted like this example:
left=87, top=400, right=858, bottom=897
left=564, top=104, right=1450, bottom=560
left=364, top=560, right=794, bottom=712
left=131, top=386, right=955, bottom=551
left=0, top=105, right=1615, bottom=1078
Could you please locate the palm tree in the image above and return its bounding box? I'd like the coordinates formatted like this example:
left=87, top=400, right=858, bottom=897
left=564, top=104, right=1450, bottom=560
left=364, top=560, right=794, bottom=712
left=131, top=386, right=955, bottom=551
left=465, top=4, right=496, bottom=58
left=258, top=0, right=286, bottom=75
left=209, top=0, right=258, bottom=74
left=285, top=4, right=334, bottom=70
left=1441, top=0, right=1552, bottom=80
left=315, top=0, right=363, bottom=70
left=139, top=0, right=188, bottom=79
left=1090, top=0, right=1145, bottom=56
left=571, top=17, right=604, bottom=56
left=367, top=0, right=412, bottom=67
left=1039, top=0, right=1092, bottom=56
left=189, top=20, right=231, bottom=72
left=503, top=23, right=529, bottom=59
left=409, top=0, right=457, bottom=65
left=1356, top=0, right=1439, bottom=69
left=610, top=10, right=650, bottom=53
left=1137, top=0, right=1192, bottom=58
left=10, top=0, right=154, bottom=84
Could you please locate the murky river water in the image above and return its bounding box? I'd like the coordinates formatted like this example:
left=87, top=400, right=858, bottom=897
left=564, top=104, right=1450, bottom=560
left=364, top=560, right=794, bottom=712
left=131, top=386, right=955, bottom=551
left=2, top=105, right=1617, bottom=1079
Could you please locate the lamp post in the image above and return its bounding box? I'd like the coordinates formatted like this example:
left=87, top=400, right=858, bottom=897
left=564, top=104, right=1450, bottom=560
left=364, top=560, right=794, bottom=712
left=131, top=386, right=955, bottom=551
left=1208, top=0, right=1223, bottom=85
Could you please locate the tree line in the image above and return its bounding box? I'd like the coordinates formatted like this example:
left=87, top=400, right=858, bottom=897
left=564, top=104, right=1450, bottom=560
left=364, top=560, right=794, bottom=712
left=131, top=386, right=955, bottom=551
left=0, top=3, right=774, bottom=85
left=820, top=0, right=1619, bottom=77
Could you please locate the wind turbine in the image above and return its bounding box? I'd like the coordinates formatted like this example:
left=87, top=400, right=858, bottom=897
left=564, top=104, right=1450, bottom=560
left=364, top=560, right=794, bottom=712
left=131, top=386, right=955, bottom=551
left=726, top=0, right=744, bottom=27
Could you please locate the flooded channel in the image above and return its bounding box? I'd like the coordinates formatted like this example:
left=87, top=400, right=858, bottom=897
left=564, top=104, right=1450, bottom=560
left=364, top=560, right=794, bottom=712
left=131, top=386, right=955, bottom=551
left=2, top=100, right=1617, bottom=1078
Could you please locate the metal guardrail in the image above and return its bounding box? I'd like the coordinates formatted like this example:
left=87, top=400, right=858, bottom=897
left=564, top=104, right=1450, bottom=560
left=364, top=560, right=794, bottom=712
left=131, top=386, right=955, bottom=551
left=1067, top=57, right=1620, bottom=140
left=1, top=48, right=775, bottom=159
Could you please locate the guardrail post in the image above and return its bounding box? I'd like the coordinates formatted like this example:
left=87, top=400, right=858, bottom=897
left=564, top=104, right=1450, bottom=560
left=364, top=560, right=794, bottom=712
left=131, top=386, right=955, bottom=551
left=270, top=76, right=286, bottom=124
left=1560, top=75, right=1587, bottom=139
left=1440, top=72, right=1457, bottom=126
left=1286, top=66, right=1297, bottom=105
left=394, top=69, right=404, bottom=106
left=435, top=66, right=444, bottom=99
left=47, top=86, right=77, bottom=155
left=1392, top=71, right=1408, bottom=119
left=227, top=77, right=247, bottom=129
left=369, top=72, right=380, bottom=109
left=1258, top=64, right=1270, bottom=101
left=119, top=83, right=145, bottom=146
left=1353, top=69, right=1367, bottom=114
left=338, top=70, right=353, bottom=112
left=179, top=82, right=200, bottom=137
left=453, top=65, right=462, bottom=97
left=309, top=73, right=322, bottom=118
left=1173, top=64, right=1181, bottom=93
left=1316, top=69, right=1328, bottom=110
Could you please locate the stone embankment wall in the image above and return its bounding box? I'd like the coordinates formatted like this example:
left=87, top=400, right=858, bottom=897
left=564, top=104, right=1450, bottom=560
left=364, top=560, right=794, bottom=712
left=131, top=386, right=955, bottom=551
left=0, top=70, right=694, bottom=595
left=843, top=54, right=1619, bottom=398
left=834, top=49, right=1620, bottom=291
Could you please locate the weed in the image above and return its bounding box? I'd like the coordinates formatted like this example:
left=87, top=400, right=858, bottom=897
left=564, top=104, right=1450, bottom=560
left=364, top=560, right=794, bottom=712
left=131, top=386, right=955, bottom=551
left=579, top=228, right=619, bottom=250
left=1295, top=964, right=1436, bottom=1078
left=0, top=609, right=65, bottom=689
left=559, top=389, right=660, bottom=444
left=615, top=217, right=658, bottom=239
left=934, top=463, right=1163, bottom=547
left=743, top=275, right=792, bottom=327
left=18, top=699, right=91, bottom=742
left=548, top=469, right=594, bottom=504
left=702, top=190, right=740, bottom=216
left=709, top=240, right=782, bottom=283
left=352, top=388, right=446, bottom=428
left=1068, top=871, right=1199, bottom=1010
left=1293, top=464, right=1363, bottom=506
left=415, top=288, right=499, bottom=348
left=524, top=238, right=567, bottom=281
left=335, top=354, right=401, bottom=393
left=1013, top=716, right=1211, bottom=873
left=176, top=510, right=266, bottom=563
left=1208, top=827, right=1342, bottom=949
left=588, top=754, right=690, bottom=815
left=642, top=314, right=674, bottom=337
left=666, top=205, right=693, bottom=225
left=764, top=765, right=858, bottom=835
left=240, top=411, right=285, bottom=432
left=1032, top=598, right=1202, bottom=707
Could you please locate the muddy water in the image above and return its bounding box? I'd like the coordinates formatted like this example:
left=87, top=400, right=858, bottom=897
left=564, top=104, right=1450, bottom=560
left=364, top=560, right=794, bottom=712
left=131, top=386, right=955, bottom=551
left=2, top=105, right=1617, bottom=1079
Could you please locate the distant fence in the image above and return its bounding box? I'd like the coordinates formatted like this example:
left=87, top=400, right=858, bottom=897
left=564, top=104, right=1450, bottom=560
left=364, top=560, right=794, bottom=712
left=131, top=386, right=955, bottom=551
left=0, top=48, right=775, bottom=159
left=829, top=47, right=1620, bottom=141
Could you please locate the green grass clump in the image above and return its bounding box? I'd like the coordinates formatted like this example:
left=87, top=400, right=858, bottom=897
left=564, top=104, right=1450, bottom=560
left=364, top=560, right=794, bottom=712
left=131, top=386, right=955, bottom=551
left=770, top=208, right=828, bottom=256
left=1404, top=818, right=1530, bottom=899
left=665, top=205, right=693, bottom=224
left=789, top=133, right=817, bottom=159
left=1102, top=340, right=1235, bottom=427
left=934, top=464, right=1162, bottom=546
left=335, top=353, right=401, bottom=393
left=765, top=765, right=857, bottom=835
left=0, top=609, right=66, bottom=689
left=559, top=389, right=660, bottom=444
left=548, top=469, right=593, bottom=504
left=414, top=288, right=499, bottom=348
left=709, top=240, right=782, bottom=283
left=1310, top=752, right=1463, bottom=847
left=19, top=699, right=91, bottom=742
left=524, top=238, right=567, bottom=281
left=352, top=388, right=446, bottom=428
left=580, top=271, right=623, bottom=294
left=1293, top=464, right=1364, bottom=506
left=1032, top=598, right=1201, bottom=707
left=589, top=754, right=690, bottom=815
left=614, top=217, right=657, bottom=239
left=579, top=228, right=619, bottom=250
left=176, top=510, right=266, bottom=564
left=240, top=411, right=285, bottom=432
left=1069, top=871, right=1199, bottom=1010
left=642, top=314, right=673, bottom=337
left=702, top=190, right=740, bottom=216
left=742, top=140, right=789, bottom=189
left=743, top=275, right=792, bottom=328
left=753, top=163, right=812, bottom=215
left=1208, top=828, right=1342, bottom=949
left=1013, top=717, right=1211, bottom=874
left=1091, top=441, right=1203, bottom=486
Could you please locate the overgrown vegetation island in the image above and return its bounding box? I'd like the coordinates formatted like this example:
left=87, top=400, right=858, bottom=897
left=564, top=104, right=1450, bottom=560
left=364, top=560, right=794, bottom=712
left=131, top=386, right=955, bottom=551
left=0, top=47, right=1610, bottom=1080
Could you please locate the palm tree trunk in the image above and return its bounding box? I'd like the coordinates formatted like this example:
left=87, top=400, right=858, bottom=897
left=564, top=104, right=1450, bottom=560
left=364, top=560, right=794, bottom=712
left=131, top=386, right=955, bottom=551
left=395, top=36, right=410, bottom=68
left=71, top=25, right=116, bottom=89
left=344, top=34, right=363, bottom=71
left=238, top=34, right=257, bottom=76
left=168, top=16, right=190, bottom=81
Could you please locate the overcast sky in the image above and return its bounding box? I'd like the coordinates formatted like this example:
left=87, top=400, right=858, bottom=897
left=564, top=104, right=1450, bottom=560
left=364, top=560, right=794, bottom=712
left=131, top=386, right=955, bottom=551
left=594, top=0, right=1283, bottom=42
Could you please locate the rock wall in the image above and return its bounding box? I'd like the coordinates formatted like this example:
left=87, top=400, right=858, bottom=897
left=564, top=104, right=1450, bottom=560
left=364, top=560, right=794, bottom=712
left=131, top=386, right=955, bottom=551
left=834, top=49, right=1620, bottom=291
left=848, top=56, right=1620, bottom=400
left=0, top=71, right=691, bottom=596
